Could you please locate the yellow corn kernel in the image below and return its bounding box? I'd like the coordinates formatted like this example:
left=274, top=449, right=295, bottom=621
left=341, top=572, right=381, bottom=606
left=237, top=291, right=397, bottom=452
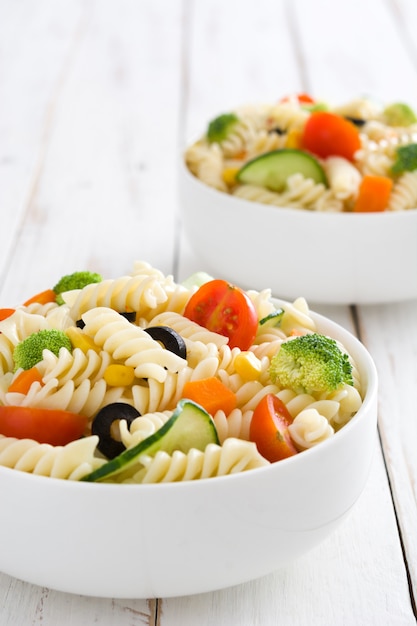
left=222, top=167, right=240, bottom=187
left=285, top=128, right=303, bottom=149
left=65, top=326, right=100, bottom=353
left=104, top=364, right=135, bottom=387
left=234, top=351, right=262, bottom=381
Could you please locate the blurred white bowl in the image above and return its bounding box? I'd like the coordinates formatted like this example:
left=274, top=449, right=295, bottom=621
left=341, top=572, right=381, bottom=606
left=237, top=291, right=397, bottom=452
left=179, top=160, right=417, bottom=304
left=0, top=305, right=377, bottom=599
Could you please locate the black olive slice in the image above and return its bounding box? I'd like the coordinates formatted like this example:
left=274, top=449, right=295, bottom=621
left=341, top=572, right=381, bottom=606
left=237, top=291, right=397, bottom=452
left=344, top=116, right=366, bottom=127
left=76, top=319, right=85, bottom=329
left=144, top=326, right=187, bottom=360
left=120, top=311, right=137, bottom=323
left=267, top=127, right=285, bottom=135
left=92, top=403, right=140, bottom=459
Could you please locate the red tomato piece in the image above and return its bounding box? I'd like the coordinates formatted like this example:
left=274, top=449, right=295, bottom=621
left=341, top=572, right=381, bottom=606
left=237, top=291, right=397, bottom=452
left=183, top=279, right=258, bottom=350
left=249, top=394, right=298, bottom=462
left=0, top=406, right=88, bottom=446
left=280, top=93, right=315, bottom=104
left=302, top=111, right=361, bottom=161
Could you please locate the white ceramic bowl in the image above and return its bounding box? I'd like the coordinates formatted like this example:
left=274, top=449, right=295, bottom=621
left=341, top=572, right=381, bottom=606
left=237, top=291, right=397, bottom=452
left=0, top=305, right=377, bottom=599
left=179, top=160, right=417, bottom=304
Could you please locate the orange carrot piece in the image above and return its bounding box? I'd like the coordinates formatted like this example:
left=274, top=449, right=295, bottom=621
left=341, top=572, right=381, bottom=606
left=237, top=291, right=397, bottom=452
left=23, top=289, right=56, bottom=306
left=353, top=175, right=393, bottom=213
left=8, top=367, right=44, bottom=394
left=182, top=377, right=237, bottom=416
left=289, top=328, right=307, bottom=337
left=0, top=308, right=15, bottom=321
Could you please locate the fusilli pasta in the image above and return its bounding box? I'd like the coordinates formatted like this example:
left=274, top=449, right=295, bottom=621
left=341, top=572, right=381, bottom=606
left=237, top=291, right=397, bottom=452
left=0, top=261, right=364, bottom=484
left=184, top=96, right=417, bottom=212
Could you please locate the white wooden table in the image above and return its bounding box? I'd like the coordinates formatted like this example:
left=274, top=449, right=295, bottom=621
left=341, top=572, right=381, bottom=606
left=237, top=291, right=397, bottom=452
left=0, top=0, right=416, bottom=623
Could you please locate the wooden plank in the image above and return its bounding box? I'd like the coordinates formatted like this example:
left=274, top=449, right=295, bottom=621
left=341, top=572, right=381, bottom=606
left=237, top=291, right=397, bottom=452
left=0, top=0, right=184, bottom=306
left=0, top=578, right=156, bottom=626
left=0, top=0, right=85, bottom=271
left=357, top=300, right=417, bottom=605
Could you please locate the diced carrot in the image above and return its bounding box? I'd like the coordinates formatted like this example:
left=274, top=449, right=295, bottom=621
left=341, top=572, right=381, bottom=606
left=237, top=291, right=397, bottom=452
left=8, top=367, right=44, bottom=394
left=289, top=328, right=307, bottom=337
left=182, top=377, right=237, bottom=416
left=0, top=308, right=15, bottom=321
left=353, top=175, right=393, bottom=213
left=23, top=288, right=57, bottom=306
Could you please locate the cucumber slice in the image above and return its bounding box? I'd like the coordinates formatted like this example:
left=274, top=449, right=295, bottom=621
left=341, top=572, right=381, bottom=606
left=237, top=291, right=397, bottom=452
left=236, top=149, right=327, bottom=192
left=82, top=399, right=219, bottom=483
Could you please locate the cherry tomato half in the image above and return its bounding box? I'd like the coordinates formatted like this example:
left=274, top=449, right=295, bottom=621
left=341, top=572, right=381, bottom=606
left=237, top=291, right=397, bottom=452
left=302, top=111, right=361, bottom=161
left=0, top=406, right=88, bottom=446
left=183, top=279, right=258, bottom=350
left=249, top=394, right=298, bottom=462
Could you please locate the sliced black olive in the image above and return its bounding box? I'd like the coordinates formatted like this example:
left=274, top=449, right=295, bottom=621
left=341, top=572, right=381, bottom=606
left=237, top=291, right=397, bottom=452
left=344, top=116, right=366, bottom=127
left=268, top=127, right=286, bottom=135
left=144, top=325, right=187, bottom=360
left=76, top=319, right=85, bottom=329
left=120, top=311, right=137, bottom=323
left=92, top=403, right=140, bottom=459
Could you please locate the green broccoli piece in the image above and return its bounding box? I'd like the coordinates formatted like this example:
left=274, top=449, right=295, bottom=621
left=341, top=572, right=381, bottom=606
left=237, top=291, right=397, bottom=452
left=53, top=271, right=102, bottom=305
left=391, top=143, right=417, bottom=175
left=13, top=329, right=72, bottom=371
left=207, top=113, right=239, bottom=143
left=269, top=333, right=353, bottom=395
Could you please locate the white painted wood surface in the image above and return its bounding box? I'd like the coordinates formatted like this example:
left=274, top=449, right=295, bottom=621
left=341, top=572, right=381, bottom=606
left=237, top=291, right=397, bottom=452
left=0, top=0, right=416, bottom=623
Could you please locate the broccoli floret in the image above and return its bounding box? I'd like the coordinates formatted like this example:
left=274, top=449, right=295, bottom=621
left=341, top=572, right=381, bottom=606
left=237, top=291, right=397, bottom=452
left=383, top=102, right=417, bottom=127
left=13, top=329, right=72, bottom=371
left=207, top=113, right=239, bottom=143
left=391, top=143, right=417, bottom=175
left=269, top=333, right=353, bottom=395
left=53, top=271, right=102, bottom=305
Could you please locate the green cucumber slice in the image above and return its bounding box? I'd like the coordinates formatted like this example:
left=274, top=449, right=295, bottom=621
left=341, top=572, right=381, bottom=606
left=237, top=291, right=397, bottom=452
left=82, top=399, right=219, bottom=483
left=259, top=309, right=285, bottom=327
left=236, top=148, right=327, bottom=192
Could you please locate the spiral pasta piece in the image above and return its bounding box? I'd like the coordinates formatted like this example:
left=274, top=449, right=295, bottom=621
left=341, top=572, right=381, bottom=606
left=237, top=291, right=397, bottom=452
left=121, top=438, right=270, bottom=484
left=2, top=376, right=117, bottom=418
left=69, top=273, right=173, bottom=321
left=37, top=347, right=113, bottom=387
left=233, top=174, right=343, bottom=212
left=387, top=171, right=417, bottom=211
left=149, top=311, right=229, bottom=348
left=0, top=435, right=105, bottom=479
left=212, top=408, right=253, bottom=443
left=119, top=411, right=172, bottom=448
left=187, top=142, right=227, bottom=192
left=266, top=102, right=309, bottom=132
left=288, top=409, right=335, bottom=450
left=245, top=129, right=287, bottom=159
left=81, top=307, right=187, bottom=382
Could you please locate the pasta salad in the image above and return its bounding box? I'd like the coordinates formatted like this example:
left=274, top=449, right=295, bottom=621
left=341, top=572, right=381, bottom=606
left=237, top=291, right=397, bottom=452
left=0, top=262, right=363, bottom=483
left=185, top=94, right=417, bottom=212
